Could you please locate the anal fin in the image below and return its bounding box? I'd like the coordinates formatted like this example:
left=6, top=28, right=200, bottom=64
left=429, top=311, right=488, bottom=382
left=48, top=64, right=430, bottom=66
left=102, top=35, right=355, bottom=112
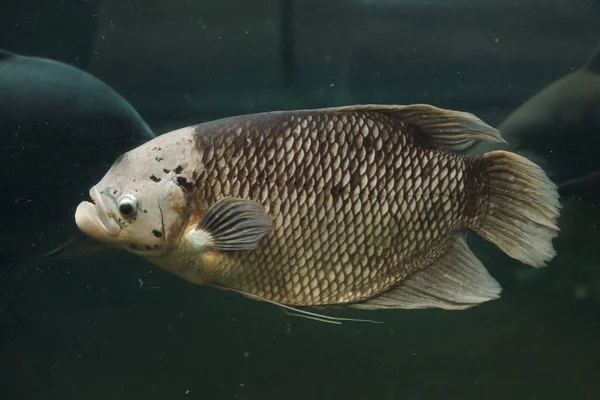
left=350, top=235, right=502, bottom=311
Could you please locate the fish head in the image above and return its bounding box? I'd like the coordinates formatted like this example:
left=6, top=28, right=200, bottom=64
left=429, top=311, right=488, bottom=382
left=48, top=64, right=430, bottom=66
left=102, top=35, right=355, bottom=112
left=74, top=136, right=195, bottom=258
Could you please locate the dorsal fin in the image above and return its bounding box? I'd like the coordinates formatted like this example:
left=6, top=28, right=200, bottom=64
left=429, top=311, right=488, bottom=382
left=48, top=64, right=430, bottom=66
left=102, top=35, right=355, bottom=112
left=584, top=45, right=600, bottom=74
left=319, top=104, right=506, bottom=152
left=0, top=49, right=15, bottom=62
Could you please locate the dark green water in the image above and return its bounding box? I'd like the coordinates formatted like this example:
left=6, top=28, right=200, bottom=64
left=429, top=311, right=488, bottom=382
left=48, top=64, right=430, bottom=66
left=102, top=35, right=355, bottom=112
left=1, top=1, right=600, bottom=399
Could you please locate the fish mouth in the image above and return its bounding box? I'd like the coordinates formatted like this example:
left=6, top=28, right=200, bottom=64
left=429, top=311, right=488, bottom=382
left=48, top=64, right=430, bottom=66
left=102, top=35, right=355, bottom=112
left=75, top=186, right=121, bottom=240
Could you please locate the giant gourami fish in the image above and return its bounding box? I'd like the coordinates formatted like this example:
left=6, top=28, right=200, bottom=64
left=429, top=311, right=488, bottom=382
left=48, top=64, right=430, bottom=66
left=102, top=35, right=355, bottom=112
left=75, top=105, right=560, bottom=317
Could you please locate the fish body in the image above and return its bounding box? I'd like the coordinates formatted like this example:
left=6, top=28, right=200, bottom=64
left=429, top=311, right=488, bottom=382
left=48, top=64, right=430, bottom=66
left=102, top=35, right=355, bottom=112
left=75, top=104, right=560, bottom=311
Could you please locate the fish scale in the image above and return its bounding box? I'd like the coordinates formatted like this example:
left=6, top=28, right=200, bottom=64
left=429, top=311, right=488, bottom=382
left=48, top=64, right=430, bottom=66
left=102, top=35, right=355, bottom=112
left=188, top=111, right=470, bottom=305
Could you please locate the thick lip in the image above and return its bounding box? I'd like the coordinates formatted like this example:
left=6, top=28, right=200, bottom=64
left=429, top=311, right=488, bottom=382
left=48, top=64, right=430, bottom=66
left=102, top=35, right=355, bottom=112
left=75, top=186, right=121, bottom=238
left=90, top=186, right=121, bottom=236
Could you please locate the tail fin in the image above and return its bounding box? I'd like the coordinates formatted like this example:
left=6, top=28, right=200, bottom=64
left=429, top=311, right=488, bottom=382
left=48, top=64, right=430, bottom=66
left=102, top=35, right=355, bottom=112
left=473, top=151, right=560, bottom=267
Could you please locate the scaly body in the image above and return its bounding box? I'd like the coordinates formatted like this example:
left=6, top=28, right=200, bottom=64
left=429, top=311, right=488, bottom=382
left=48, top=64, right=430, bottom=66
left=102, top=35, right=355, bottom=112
left=75, top=105, right=560, bottom=312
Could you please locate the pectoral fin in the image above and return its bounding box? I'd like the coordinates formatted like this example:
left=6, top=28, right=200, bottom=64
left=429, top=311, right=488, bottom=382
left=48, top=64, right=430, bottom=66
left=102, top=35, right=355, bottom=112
left=188, top=197, right=273, bottom=252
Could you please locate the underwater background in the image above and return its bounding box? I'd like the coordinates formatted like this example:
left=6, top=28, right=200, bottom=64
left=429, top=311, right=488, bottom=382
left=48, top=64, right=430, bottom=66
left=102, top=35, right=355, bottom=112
left=1, top=1, right=600, bottom=399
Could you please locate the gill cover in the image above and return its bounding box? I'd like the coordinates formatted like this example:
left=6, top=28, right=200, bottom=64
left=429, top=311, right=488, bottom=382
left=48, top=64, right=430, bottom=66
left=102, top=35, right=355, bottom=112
left=157, top=180, right=193, bottom=248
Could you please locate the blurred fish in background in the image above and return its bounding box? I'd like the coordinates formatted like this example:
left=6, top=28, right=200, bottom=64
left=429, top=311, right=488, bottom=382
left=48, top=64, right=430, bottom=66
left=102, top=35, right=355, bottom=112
left=0, top=49, right=155, bottom=264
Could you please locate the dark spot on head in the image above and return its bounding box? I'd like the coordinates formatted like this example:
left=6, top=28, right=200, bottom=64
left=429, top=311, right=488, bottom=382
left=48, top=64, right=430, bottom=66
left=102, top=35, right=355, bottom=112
left=154, top=244, right=160, bottom=249
left=150, top=175, right=161, bottom=183
left=152, top=229, right=163, bottom=238
left=141, top=209, right=148, bottom=214
left=145, top=245, right=152, bottom=250
left=176, top=176, right=194, bottom=192
left=163, top=168, right=171, bottom=174
left=155, top=157, right=164, bottom=162
left=174, top=165, right=183, bottom=174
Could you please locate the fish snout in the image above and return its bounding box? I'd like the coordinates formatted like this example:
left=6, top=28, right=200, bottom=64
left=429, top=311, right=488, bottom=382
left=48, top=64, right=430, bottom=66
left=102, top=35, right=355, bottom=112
left=74, top=187, right=121, bottom=241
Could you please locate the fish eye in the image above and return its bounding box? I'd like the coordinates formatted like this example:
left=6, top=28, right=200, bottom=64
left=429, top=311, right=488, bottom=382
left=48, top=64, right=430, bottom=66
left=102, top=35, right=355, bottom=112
left=118, top=195, right=138, bottom=217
